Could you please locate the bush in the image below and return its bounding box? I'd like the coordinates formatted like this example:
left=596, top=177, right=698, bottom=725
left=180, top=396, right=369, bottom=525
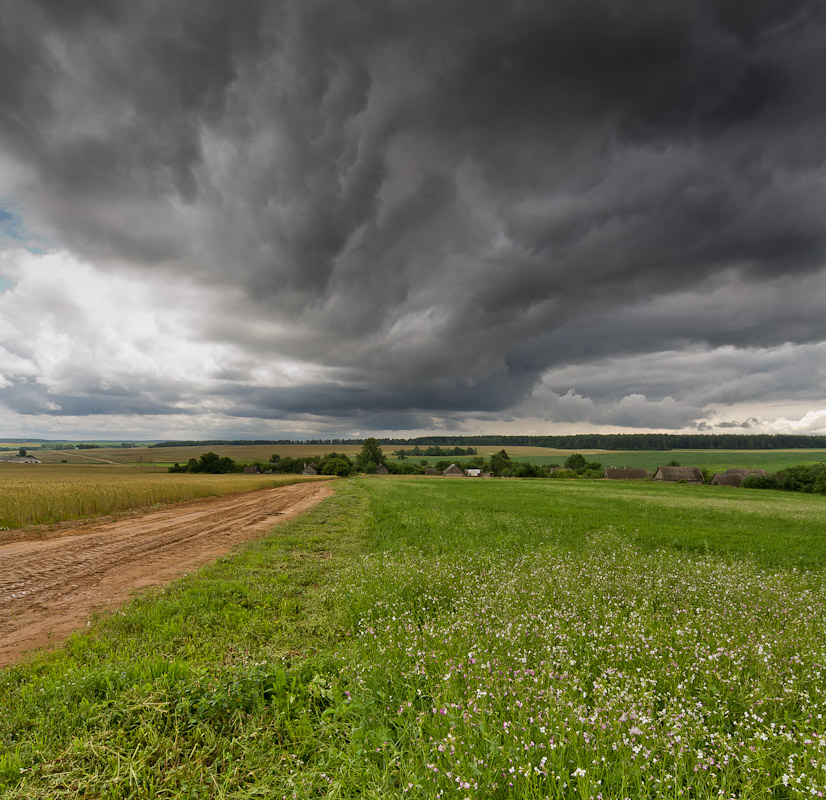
left=741, top=474, right=779, bottom=490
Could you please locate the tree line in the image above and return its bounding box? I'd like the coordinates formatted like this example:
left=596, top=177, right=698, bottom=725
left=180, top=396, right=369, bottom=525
left=153, top=434, right=826, bottom=451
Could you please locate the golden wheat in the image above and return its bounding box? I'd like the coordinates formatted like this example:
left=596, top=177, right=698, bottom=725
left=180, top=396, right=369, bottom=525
left=0, top=465, right=322, bottom=528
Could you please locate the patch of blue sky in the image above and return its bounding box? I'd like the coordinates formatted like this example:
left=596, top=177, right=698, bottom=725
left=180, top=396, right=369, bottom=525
left=0, top=276, right=13, bottom=292
left=0, top=201, right=48, bottom=253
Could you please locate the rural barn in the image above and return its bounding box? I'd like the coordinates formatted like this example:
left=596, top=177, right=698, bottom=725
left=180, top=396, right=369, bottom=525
left=301, top=463, right=319, bottom=475
left=604, top=467, right=649, bottom=480
left=0, top=456, right=42, bottom=464
left=375, top=463, right=389, bottom=475
left=711, top=473, right=743, bottom=487
left=424, top=467, right=438, bottom=475
left=652, top=466, right=704, bottom=484
left=712, top=469, right=768, bottom=487
left=442, top=464, right=465, bottom=477
left=243, top=465, right=261, bottom=474
left=465, top=468, right=482, bottom=477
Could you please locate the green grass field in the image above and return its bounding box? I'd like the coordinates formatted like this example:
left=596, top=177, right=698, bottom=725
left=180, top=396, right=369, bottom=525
left=2, top=478, right=826, bottom=797
left=410, top=448, right=826, bottom=473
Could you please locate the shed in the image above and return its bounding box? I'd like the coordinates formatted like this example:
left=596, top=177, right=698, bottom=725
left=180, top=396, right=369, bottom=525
left=442, top=464, right=464, bottom=477
left=465, top=468, right=482, bottom=477
left=652, top=466, right=703, bottom=483
left=243, top=465, right=261, bottom=474
left=424, top=467, right=438, bottom=475
left=301, top=463, right=319, bottom=475
left=604, top=467, right=649, bottom=480
left=375, top=463, right=389, bottom=475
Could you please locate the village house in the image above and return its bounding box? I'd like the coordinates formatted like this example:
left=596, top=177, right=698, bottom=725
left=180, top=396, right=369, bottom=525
left=424, top=467, right=438, bottom=475
left=442, top=464, right=464, bottom=477
left=243, top=465, right=261, bottom=474
left=375, top=463, right=389, bottom=475
left=604, top=467, right=649, bottom=480
left=651, top=466, right=704, bottom=484
left=711, top=468, right=768, bottom=487
left=301, top=463, right=319, bottom=475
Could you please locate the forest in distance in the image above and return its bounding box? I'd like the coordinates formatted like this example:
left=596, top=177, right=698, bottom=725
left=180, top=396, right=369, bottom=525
left=137, top=433, right=826, bottom=450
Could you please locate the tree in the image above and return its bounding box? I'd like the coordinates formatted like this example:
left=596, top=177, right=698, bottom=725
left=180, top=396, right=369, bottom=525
left=355, top=438, right=386, bottom=472
left=489, top=449, right=512, bottom=476
left=564, top=453, right=586, bottom=472
left=168, top=451, right=238, bottom=474
left=319, top=452, right=353, bottom=477
left=18, top=447, right=27, bottom=457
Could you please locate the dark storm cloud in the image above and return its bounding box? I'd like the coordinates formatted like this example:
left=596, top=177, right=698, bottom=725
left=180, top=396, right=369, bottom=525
left=2, top=0, right=826, bottom=427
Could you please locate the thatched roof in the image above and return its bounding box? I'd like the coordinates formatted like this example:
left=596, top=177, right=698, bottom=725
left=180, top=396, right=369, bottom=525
left=604, top=467, right=649, bottom=480
left=375, top=463, right=389, bottom=474
left=652, top=466, right=704, bottom=483
left=711, top=473, right=742, bottom=487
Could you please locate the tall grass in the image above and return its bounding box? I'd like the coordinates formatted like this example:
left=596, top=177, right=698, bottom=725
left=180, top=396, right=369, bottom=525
left=0, top=464, right=324, bottom=528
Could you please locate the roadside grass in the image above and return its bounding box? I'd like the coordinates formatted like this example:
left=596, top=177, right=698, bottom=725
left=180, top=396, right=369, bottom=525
left=3, top=478, right=826, bottom=798
left=0, top=481, right=368, bottom=798
left=0, top=465, right=324, bottom=529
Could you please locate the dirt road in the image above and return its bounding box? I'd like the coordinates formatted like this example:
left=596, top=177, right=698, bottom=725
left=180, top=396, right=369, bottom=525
left=0, top=481, right=333, bottom=667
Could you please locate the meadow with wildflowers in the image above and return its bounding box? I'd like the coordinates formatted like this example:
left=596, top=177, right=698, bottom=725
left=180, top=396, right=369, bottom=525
left=2, top=478, right=826, bottom=798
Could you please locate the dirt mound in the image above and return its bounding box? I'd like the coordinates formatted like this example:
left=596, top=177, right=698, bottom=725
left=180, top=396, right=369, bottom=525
left=0, top=481, right=333, bottom=667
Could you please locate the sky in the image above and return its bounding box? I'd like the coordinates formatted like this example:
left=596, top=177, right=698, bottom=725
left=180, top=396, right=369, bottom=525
left=1, top=0, right=825, bottom=441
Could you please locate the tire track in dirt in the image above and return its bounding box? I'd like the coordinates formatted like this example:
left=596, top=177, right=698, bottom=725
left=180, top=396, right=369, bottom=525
left=0, top=481, right=334, bottom=667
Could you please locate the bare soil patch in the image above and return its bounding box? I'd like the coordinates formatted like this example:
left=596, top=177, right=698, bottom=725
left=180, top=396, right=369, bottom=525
left=0, top=481, right=333, bottom=666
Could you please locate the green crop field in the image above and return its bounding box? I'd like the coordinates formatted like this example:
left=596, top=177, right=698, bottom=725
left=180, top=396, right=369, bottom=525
left=3, top=478, right=826, bottom=797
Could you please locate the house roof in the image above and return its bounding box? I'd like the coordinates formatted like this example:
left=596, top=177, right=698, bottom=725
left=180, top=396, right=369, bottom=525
left=711, top=473, right=742, bottom=486
left=652, top=466, right=704, bottom=482
left=604, top=467, right=649, bottom=480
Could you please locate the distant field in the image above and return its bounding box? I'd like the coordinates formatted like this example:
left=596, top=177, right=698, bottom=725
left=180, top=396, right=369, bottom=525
left=30, top=443, right=598, bottom=467
left=0, top=464, right=325, bottom=529
left=33, top=443, right=365, bottom=466
left=22, top=443, right=826, bottom=473
left=411, top=448, right=826, bottom=472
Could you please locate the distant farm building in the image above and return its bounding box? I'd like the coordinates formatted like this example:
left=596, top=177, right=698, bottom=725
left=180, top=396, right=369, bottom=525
left=243, top=465, right=261, bottom=474
left=301, top=463, right=319, bottom=475
left=465, top=468, right=482, bottom=477
left=375, top=463, right=389, bottom=475
left=710, top=473, right=742, bottom=487
left=604, top=468, right=648, bottom=480
left=0, top=456, right=41, bottom=464
left=424, top=467, right=438, bottom=475
left=711, top=468, right=768, bottom=487
left=442, top=464, right=464, bottom=477
left=652, top=466, right=703, bottom=484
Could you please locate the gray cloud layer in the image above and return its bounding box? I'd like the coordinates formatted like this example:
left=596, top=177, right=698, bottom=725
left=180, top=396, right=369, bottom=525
left=1, top=0, right=825, bottom=432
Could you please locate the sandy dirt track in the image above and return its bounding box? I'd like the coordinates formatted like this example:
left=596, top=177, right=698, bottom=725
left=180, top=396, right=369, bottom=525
left=0, top=481, right=333, bottom=667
